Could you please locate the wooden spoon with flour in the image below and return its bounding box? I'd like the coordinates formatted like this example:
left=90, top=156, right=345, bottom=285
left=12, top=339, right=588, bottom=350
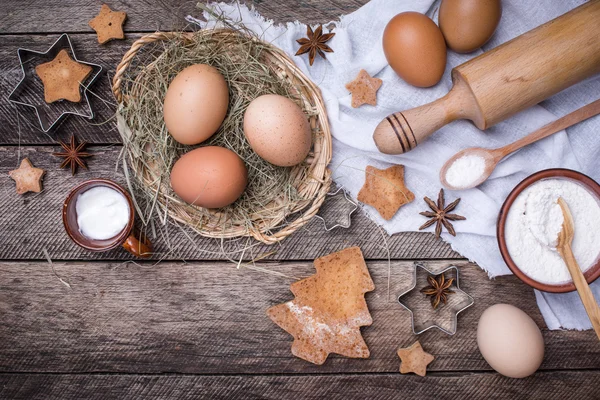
left=440, top=99, right=600, bottom=190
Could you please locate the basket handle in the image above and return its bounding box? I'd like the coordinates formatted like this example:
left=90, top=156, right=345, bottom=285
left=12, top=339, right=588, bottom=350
left=112, top=32, right=192, bottom=103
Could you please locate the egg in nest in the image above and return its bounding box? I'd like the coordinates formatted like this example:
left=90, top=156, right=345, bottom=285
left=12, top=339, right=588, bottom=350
left=163, top=64, right=229, bottom=145
left=243, top=94, right=312, bottom=167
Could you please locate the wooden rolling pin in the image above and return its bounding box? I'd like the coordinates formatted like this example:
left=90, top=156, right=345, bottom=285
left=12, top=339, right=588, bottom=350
left=374, top=0, right=600, bottom=155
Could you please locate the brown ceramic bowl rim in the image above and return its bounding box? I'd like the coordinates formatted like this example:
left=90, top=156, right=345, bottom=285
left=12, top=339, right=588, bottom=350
left=62, top=179, right=135, bottom=252
left=497, top=168, right=600, bottom=293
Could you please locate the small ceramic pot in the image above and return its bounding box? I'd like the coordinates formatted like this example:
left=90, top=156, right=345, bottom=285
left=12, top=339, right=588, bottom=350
left=497, top=169, right=600, bottom=293
left=63, top=179, right=152, bottom=258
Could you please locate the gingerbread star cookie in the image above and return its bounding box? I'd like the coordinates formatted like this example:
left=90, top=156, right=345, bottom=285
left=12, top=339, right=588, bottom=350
left=357, top=164, right=414, bottom=220
left=397, top=341, right=435, bottom=377
left=35, top=49, right=93, bottom=103
left=345, top=69, right=382, bottom=108
left=267, top=247, right=375, bottom=365
left=89, top=4, right=127, bottom=44
left=9, top=158, right=45, bottom=195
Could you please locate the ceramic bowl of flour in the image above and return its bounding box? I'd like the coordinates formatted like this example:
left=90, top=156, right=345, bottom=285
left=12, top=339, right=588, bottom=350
left=498, top=169, right=600, bottom=293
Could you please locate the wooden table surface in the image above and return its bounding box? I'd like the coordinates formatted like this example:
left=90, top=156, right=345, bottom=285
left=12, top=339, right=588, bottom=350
left=1, top=1, right=599, bottom=399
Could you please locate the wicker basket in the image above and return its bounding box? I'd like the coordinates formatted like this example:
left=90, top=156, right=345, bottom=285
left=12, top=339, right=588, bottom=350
left=112, top=30, right=332, bottom=244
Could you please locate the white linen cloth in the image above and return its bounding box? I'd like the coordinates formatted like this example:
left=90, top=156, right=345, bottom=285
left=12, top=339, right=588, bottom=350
left=192, top=0, right=600, bottom=330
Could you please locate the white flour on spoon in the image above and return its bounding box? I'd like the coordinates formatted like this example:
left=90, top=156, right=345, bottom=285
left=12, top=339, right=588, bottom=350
left=445, top=154, right=486, bottom=189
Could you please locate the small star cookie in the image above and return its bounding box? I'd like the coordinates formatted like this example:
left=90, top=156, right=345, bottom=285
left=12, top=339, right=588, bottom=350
left=397, top=341, right=435, bottom=377
left=35, top=49, right=93, bottom=103
left=89, top=4, right=127, bottom=44
left=345, top=69, right=382, bottom=108
left=357, top=164, right=414, bottom=220
left=9, top=158, right=45, bottom=195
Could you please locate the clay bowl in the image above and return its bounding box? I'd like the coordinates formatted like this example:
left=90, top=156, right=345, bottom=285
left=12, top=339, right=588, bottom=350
left=63, top=179, right=135, bottom=252
left=497, top=169, right=600, bottom=293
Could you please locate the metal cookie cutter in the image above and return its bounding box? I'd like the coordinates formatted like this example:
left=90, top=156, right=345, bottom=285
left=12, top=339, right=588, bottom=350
left=314, top=186, right=358, bottom=230
left=8, top=33, right=103, bottom=132
left=398, top=262, right=474, bottom=335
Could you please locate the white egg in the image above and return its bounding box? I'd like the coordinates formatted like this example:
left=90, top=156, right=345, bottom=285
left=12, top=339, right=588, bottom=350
left=477, top=304, right=545, bottom=378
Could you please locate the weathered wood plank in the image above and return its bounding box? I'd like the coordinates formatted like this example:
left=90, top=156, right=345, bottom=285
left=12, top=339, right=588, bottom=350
left=1, top=371, right=600, bottom=400
left=0, top=259, right=597, bottom=374
left=0, top=0, right=361, bottom=146
left=0, top=146, right=458, bottom=260
left=3, top=1, right=595, bottom=398
left=0, top=0, right=364, bottom=145
left=0, top=0, right=368, bottom=34
left=1, top=34, right=140, bottom=145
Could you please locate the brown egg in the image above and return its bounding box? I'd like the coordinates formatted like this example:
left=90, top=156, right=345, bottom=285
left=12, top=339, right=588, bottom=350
left=383, top=12, right=447, bottom=87
left=439, top=0, right=502, bottom=53
left=170, top=146, right=247, bottom=209
left=163, top=64, right=229, bottom=145
left=243, top=94, right=312, bottom=167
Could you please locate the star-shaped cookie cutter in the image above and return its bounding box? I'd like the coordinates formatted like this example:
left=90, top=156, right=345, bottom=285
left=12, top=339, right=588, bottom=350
left=7, top=33, right=103, bottom=132
left=398, top=262, right=474, bottom=335
left=314, top=186, right=358, bottom=230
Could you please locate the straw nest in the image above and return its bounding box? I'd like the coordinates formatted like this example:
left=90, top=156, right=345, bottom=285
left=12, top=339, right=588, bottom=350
left=112, top=29, right=332, bottom=244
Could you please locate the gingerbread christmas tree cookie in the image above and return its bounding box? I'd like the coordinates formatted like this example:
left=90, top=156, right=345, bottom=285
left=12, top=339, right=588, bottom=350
left=345, top=69, right=382, bottom=108
left=9, top=158, right=45, bottom=195
left=267, top=247, right=375, bottom=365
left=358, top=164, right=414, bottom=220
left=89, top=4, right=127, bottom=44
left=35, top=49, right=93, bottom=103
left=397, top=341, right=435, bottom=377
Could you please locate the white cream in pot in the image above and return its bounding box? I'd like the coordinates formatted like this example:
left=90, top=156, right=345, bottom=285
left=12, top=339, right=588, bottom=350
left=76, top=186, right=130, bottom=240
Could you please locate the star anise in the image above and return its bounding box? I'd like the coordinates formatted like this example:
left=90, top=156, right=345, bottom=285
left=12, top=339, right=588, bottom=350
left=295, top=25, right=335, bottom=66
left=53, top=135, right=92, bottom=175
left=420, top=273, right=455, bottom=309
left=418, top=189, right=465, bottom=238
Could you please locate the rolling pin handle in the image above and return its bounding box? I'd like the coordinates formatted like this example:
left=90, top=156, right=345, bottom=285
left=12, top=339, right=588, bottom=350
left=373, top=96, right=453, bottom=155
left=373, top=76, right=477, bottom=155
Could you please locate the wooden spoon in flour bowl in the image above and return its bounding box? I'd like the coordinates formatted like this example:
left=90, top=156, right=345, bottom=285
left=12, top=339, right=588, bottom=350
left=440, top=99, right=600, bottom=190
left=556, top=197, right=600, bottom=340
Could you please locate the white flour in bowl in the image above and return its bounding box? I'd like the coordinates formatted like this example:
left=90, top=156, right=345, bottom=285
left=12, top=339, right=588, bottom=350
left=525, top=187, right=564, bottom=248
left=504, top=178, right=600, bottom=285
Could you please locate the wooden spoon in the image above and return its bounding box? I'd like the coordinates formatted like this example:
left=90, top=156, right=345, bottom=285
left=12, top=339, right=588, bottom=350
left=440, top=99, right=600, bottom=190
left=556, top=197, right=600, bottom=340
